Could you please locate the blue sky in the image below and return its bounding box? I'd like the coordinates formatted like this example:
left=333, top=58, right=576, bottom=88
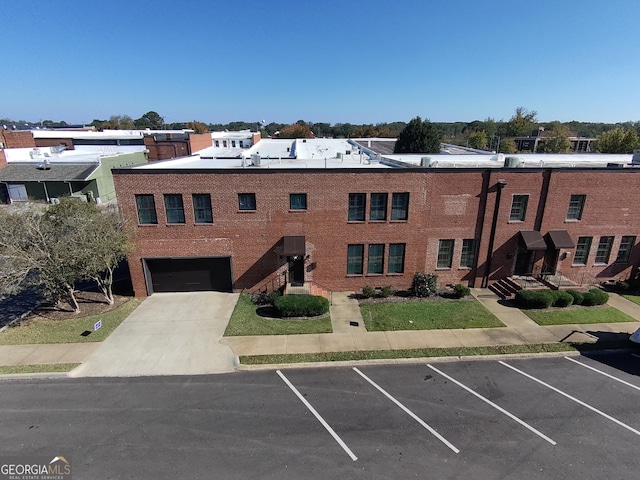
left=1, top=0, right=639, bottom=125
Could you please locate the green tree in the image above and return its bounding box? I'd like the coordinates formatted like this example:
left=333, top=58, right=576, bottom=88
left=277, top=123, right=314, bottom=138
left=468, top=131, right=488, bottom=149
left=498, top=138, right=517, bottom=153
left=0, top=200, right=131, bottom=312
left=595, top=127, right=640, bottom=153
left=134, top=111, right=164, bottom=130
left=506, top=107, right=538, bottom=137
left=394, top=116, right=441, bottom=153
left=538, top=122, right=572, bottom=153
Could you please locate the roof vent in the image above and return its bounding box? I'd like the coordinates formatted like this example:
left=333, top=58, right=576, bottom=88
left=251, top=154, right=261, bottom=166
left=420, top=157, right=432, bottom=167
left=632, top=150, right=640, bottom=165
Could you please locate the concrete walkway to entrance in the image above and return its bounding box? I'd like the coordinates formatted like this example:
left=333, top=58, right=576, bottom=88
left=70, top=292, right=239, bottom=377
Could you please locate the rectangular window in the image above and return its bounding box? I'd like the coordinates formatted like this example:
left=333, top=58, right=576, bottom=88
left=567, top=194, right=586, bottom=220
left=595, top=236, right=614, bottom=264
left=238, top=193, right=256, bottom=211
left=135, top=194, right=157, bottom=224
left=388, top=243, right=406, bottom=274
left=347, top=244, right=364, bottom=275
left=509, top=194, right=529, bottom=222
left=437, top=239, right=454, bottom=269
left=289, top=193, right=307, bottom=210
left=460, top=239, right=477, bottom=268
left=573, top=236, right=592, bottom=265
left=232, top=140, right=236, bottom=147
left=391, top=192, right=409, bottom=221
left=616, top=236, right=636, bottom=264
left=192, top=194, right=213, bottom=223
left=368, top=244, right=385, bottom=274
left=348, top=193, right=366, bottom=221
left=370, top=193, right=388, bottom=221
left=164, top=194, right=185, bottom=224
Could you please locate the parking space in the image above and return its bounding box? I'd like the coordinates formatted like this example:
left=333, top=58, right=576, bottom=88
left=275, top=353, right=640, bottom=478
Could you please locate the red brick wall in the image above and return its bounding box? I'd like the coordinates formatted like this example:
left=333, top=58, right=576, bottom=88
left=188, top=133, right=212, bottom=153
left=144, top=137, right=189, bottom=161
left=113, top=167, right=640, bottom=296
left=0, top=149, right=6, bottom=168
left=0, top=130, right=35, bottom=148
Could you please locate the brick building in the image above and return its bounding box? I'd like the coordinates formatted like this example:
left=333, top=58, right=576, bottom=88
left=112, top=144, right=640, bottom=297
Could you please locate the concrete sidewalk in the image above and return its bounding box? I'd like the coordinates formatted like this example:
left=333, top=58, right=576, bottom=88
left=1, top=289, right=639, bottom=372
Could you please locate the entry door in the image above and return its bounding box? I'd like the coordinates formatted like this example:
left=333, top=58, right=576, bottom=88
left=514, top=249, right=532, bottom=275
left=288, top=256, right=304, bottom=285
left=543, top=250, right=559, bottom=275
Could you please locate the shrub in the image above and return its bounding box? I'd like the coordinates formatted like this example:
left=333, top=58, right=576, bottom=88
left=411, top=272, right=438, bottom=298
left=566, top=290, right=584, bottom=305
left=380, top=286, right=396, bottom=298
left=515, top=289, right=555, bottom=309
left=362, top=285, right=377, bottom=299
left=273, top=295, right=330, bottom=318
left=553, top=291, right=574, bottom=308
left=251, top=289, right=282, bottom=305
left=615, top=281, right=629, bottom=292
left=452, top=284, right=471, bottom=299
left=582, top=288, right=609, bottom=306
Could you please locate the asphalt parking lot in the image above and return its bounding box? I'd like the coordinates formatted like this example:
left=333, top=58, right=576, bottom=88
left=2, top=353, right=640, bottom=479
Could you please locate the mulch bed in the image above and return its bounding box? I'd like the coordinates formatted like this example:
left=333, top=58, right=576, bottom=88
left=27, top=291, right=132, bottom=321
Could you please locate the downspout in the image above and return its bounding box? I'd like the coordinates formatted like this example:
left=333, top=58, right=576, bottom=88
left=470, top=170, right=491, bottom=287
left=481, top=179, right=507, bottom=288
left=39, top=181, right=50, bottom=202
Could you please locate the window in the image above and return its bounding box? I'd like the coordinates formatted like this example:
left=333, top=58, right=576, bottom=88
left=391, top=193, right=409, bottom=221
left=135, top=194, right=157, bottom=224
left=573, top=236, right=591, bottom=265
left=232, top=140, right=236, bottom=147
left=348, top=193, right=366, bottom=221
left=214, top=140, right=219, bottom=147
left=192, top=194, right=213, bottom=223
left=460, top=239, right=477, bottom=268
left=223, top=140, right=227, bottom=147
left=388, top=243, right=406, bottom=274
left=164, top=194, right=185, bottom=224
left=238, top=193, right=256, bottom=211
left=616, top=236, right=636, bottom=264
left=370, top=193, right=388, bottom=221
left=567, top=194, right=586, bottom=220
left=347, top=244, right=364, bottom=275
left=437, top=239, right=455, bottom=269
left=289, top=193, right=307, bottom=210
left=595, top=236, right=614, bottom=264
left=368, top=244, right=385, bottom=274
left=509, top=194, right=529, bottom=222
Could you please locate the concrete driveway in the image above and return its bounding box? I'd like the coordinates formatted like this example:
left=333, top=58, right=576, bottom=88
left=70, top=292, right=240, bottom=377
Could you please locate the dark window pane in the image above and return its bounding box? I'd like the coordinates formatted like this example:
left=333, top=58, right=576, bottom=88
left=135, top=194, right=157, bottom=224
left=238, top=193, right=256, bottom=210
left=437, top=239, right=454, bottom=269
left=192, top=194, right=213, bottom=223
left=460, top=239, right=476, bottom=268
left=164, top=194, right=185, bottom=224
left=567, top=194, right=586, bottom=220
left=370, top=193, right=388, bottom=221
left=509, top=195, right=529, bottom=222
left=595, top=236, right=614, bottom=264
left=348, top=193, right=366, bottom=221
left=388, top=243, right=406, bottom=273
left=347, top=244, right=364, bottom=275
left=616, top=236, right=636, bottom=264
left=290, top=193, right=307, bottom=210
left=391, top=192, right=409, bottom=221
left=573, top=236, right=591, bottom=265
left=368, top=244, right=385, bottom=274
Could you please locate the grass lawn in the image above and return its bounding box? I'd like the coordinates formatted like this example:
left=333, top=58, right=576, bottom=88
left=0, top=299, right=141, bottom=345
left=224, top=293, right=332, bottom=336
left=623, top=294, right=640, bottom=306
left=524, top=306, right=636, bottom=325
left=0, top=363, right=80, bottom=375
left=360, top=299, right=504, bottom=331
left=240, top=343, right=579, bottom=364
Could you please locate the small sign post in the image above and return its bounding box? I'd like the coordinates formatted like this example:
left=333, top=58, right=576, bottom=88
left=94, top=320, right=102, bottom=331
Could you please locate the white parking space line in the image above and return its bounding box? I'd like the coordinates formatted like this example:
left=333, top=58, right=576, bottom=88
left=500, top=361, right=640, bottom=437
left=564, top=356, right=640, bottom=393
left=352, top=367, right=460, bottom=454
left=427, top=364, right=556, bottom=446
left=631, top=353, right=640, bottom=360
left=276, top=370, right=358, bottom=462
